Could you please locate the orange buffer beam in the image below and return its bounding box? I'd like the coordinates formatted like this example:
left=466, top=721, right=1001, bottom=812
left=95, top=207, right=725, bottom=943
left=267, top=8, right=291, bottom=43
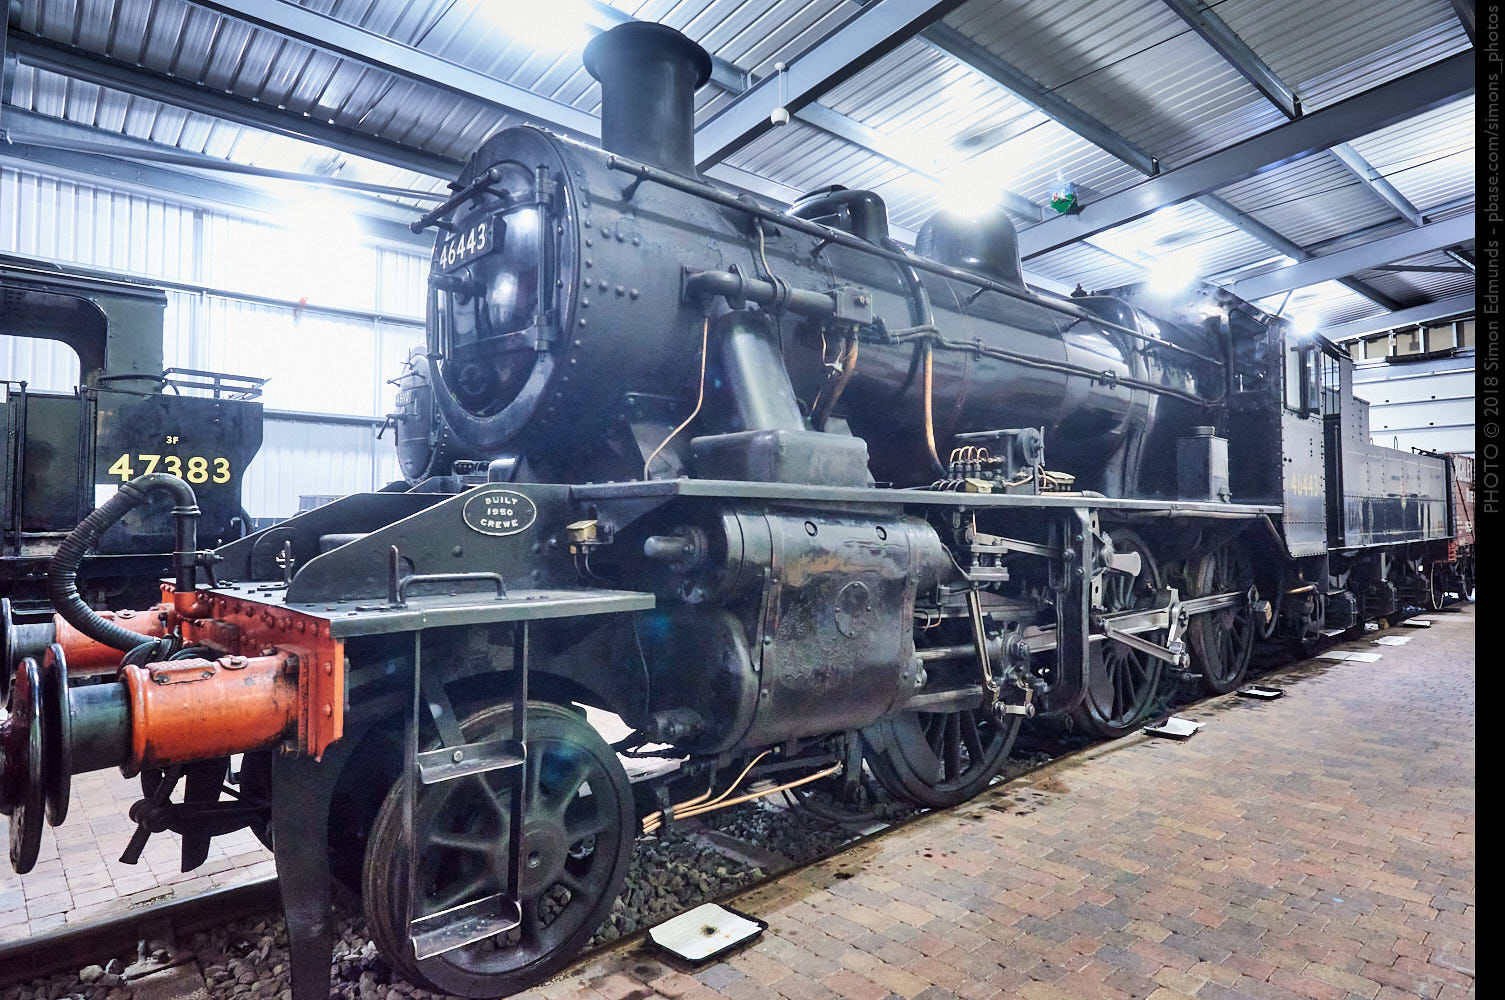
left=171, top=587, right=346, bottom=759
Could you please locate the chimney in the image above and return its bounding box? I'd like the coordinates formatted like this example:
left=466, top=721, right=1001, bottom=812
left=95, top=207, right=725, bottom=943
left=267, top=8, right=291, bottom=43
left=583, top=22, right=712, bottom=177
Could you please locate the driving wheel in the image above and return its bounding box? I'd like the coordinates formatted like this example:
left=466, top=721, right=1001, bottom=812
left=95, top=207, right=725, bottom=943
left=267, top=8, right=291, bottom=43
left=1074, top=530, right=1164, bottom=738
left=1186, top=542, right=1255, bottom=694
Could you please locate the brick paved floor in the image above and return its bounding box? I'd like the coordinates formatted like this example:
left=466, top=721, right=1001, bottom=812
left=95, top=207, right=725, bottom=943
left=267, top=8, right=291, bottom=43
left=532, top=605, right=1475, bottom=1000
left=0, top=769, right=273, bottom=943
left=0, top=608, right=1474, bottom=999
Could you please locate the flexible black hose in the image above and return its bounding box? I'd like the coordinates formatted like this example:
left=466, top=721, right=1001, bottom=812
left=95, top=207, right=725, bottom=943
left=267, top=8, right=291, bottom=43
left=47, top=473, right=199, bottom=653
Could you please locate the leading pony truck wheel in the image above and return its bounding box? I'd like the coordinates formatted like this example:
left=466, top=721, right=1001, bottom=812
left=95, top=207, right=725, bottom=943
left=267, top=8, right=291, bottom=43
left=363, top=700, right=633, bottom=998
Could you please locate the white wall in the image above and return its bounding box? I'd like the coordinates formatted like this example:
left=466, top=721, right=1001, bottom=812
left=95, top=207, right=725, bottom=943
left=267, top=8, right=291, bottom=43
left=0, top=165, right=429, bottom=518
left=1353, top=349, right=1475, bottom=457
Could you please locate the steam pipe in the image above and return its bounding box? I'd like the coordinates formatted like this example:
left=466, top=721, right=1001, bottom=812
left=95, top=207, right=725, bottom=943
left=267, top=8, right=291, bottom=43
left=47, top=474, right=199, bottom=653
left=882, top=235, right=946, bottom=477
left=681, top=268, right=1210, bottom=406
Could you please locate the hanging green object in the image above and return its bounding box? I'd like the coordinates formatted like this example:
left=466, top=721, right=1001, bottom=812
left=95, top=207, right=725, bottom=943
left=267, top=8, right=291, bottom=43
left=1049, top=182, right=1079, bottom=214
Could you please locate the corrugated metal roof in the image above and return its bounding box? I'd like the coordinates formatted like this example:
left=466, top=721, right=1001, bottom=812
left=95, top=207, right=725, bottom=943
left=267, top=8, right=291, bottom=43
left=1214, top=150, right=1408, bottom=248
left=1086, top=200, right=1279, bottom=279
left=944, top=0, right=1284, bottom=167
left=1347, top=95, right=1475, bottom=213
left=1025, top=241, right=1148, bottom=293
left=1254, top=280, right=1386, bottom=329
left=1354, top=250, right=1476, bottom=303
left=1211, top=0, right=1470, bottom=111
left=6, top=0, right=1475, bottom=318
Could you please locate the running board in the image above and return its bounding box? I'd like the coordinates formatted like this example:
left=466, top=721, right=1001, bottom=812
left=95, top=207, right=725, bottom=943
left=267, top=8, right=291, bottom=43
left=410, top=893, right=522, bottom=959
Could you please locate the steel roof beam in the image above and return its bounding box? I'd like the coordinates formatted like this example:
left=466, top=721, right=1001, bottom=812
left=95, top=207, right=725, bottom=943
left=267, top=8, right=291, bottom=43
left=693, top=0, right=973, bottom=170
left=1445, top=248, right=1476, bottom=272
left=918, top=24, right=1159, bottom=175
left=1329, top=142, right=1425, bottom=226
left=1322, top=292, right=1475, bottom=341
left=584, top=4, right=1043, bottom=219
left=909, top=19, right=1429, bottom=311
left=4, top=106, right=445, bottom=201
left=1017, top=51, right=1474, bottom=259
left=9, top=31, right=462, bottom=179
left=1158, top=0, right=1301, bottom=118
left=903, top=30, right=1398, bottom=305
left=0, top=109, right=430, bottom=248
left=1228, top=213, right=1475, bottom=300
left=8, top=25, right=798, bottom=213
left=192, top=0, right=602, bottom=141
left=1370, top=264, right=1472, bottom=274
left=1198, top=194, right=1401, bottom=309
left=1450, top=0, right=1476, bottom=44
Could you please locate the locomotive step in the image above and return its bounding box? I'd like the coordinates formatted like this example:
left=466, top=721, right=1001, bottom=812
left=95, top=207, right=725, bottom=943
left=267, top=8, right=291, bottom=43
left=409, top=892, right=522, bottom=960
left=415, top=737, right=525, bottom=784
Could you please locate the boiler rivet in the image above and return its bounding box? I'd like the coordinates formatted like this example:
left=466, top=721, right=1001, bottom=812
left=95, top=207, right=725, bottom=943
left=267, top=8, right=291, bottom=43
left=452, top=750, right=464, bottom=762
left=615, top=286, right=624, bottom=296
left=629, top=289, right=639, bottom=299
left=323, top=705, right=332, bottom=717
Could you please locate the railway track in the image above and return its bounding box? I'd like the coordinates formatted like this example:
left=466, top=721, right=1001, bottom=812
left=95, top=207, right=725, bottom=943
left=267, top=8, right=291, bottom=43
left=0, top=603, right=1465, bottom=1000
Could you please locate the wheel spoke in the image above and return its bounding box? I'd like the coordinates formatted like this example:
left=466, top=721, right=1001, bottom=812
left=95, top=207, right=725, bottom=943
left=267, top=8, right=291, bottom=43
left=469, top=773, right=512, bottom=822
left=427, top=871, right=493, bottom=914
left=1114, top=660, right=1130, bottom=718
left=427, top=829, right=494, bottom=853
left=519, top=897, right=543, bottom=948
left=564, top=807, right=608, bottom=843
left=960, top=711, right=984, bottom=761
left=942, top=714, right=962, bottom=780
left=549, top=758, right=591, bottom=814
left=527, top=752, right=544, bottom=807
left=924, top=715, right=946, bottom=757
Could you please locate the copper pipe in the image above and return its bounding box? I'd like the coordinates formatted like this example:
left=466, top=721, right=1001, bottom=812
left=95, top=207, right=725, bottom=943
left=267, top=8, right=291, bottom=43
left=922, top=341, right=945, bottom=476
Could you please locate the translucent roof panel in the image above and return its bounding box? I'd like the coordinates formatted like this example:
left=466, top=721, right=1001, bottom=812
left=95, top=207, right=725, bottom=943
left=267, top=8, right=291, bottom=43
left=1254, top=280, right=1388, bottom=330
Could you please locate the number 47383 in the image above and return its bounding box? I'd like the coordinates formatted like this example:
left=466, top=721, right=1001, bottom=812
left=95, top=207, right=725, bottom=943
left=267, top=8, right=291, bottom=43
left=107, top=454, right=231, bottom=484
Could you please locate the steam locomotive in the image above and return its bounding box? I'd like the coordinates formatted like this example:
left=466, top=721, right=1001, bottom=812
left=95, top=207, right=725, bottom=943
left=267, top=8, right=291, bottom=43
left=0, top=23, right=1470, bottom=999
left=0, top=256, right=264, bottom=615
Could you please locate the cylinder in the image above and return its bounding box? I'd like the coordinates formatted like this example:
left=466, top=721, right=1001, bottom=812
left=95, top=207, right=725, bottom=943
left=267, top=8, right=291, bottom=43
left=582, top=22, right=712, bottom=177
left=50, top=606, right=168, bottom=673
left=119, top=655, right=298, bottom=774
